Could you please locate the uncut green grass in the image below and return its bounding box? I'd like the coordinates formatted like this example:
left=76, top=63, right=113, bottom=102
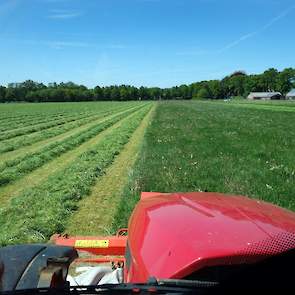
left=0, top=105, right=152, bottom=246
left=113, top=100, right=295, bottom=231
left=229, top=99, right=295, bottom=107
left=222, top=102, right=295, bottom=112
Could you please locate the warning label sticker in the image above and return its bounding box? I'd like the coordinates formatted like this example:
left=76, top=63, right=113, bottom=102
left=75, top=239, right=109, bottom=248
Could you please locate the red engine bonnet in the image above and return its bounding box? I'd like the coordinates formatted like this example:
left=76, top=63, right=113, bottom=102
left=125, top=192, right=295, bottom=283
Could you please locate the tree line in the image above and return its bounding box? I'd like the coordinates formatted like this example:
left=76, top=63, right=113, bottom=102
left=0, top=67, right=294, bottom=103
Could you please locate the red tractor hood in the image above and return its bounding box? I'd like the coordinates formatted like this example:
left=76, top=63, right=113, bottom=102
left=125, top=192, right=295, bottom=283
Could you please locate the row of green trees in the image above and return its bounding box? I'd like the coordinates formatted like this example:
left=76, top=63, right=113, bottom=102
left=0, top=68, right=294, bottom=102
left=192, top=68, right=295, bottom=100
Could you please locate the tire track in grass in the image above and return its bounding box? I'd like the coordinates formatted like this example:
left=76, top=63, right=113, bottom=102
left=0, top=105, right=150, bottom=207
left=65, top=105, right=156, bottom=236
left=0, top=105, right=146, bottom=186
left=0, top=105, right=134, bottom=162
left=0, top=105, right=152, bottom=245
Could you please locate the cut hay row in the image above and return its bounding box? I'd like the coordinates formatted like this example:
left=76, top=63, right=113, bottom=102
left=0, top=104, right=140, bottom=163
left=0, top=105, right=146, bottom=186
left=65, top=104, right=156, bottom=236
left=0, top=102, right=102, bottom=123
left=0, top=104, right=132, bottom=155
left=0, top=104, right=150, bottom=207
left=0, top=102, right=132, bottom=120
left=0, top=104, right=152, bottom=246
left=0, top=112, right=59, bottom=124
left=0, top=111, right=72, bottom=132
left=0, top=111, right=100, bottom=141
left=0, top=103, right=134, bottom=132
left=0, top=102, right=140, bottom=139
left=0, top=109, right=89, bottom=130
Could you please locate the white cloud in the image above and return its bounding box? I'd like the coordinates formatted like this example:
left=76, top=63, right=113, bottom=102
left=175, top=4, right=295, bottom=58
left=45, top=40, right=90, bottom=49
left=218, top=4, right=295, bottom=53
left=48, top=9, right=82, bottom=19
left=0, top=36, right=128, bottom=51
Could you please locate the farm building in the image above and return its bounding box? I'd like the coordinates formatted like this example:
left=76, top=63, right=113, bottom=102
left=286, top=89, right=295, bottom=99
left=247, top=92, right=282, bottom=100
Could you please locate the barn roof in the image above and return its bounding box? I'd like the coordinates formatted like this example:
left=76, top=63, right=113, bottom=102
left=286, top=89, right=295, bottom=97
left=248, top=92, right=282, bottom=98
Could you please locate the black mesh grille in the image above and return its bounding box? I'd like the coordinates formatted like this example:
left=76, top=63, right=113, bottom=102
left=237, top=231, right=295, bottom=258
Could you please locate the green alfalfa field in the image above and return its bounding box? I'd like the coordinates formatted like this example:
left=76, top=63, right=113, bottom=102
left=0, top=100, right=294, bottom=245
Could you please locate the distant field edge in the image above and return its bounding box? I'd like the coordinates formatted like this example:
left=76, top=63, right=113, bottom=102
left=196, top=100, right=295, bottom=112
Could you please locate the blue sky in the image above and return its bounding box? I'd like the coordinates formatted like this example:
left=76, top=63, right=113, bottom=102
left=0, top=0, right=294, bottom=87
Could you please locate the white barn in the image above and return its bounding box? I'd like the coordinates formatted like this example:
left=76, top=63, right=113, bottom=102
left=247, top=92, right=282, bottom=100
left=286, top=89, right=295, bottom=100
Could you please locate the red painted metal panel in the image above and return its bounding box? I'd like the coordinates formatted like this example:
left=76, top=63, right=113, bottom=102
left=126, top=192, right=295, bottom=283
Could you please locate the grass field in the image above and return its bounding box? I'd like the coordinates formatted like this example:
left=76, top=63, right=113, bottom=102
left=113, top=100, right=295, bottom=231
left=0, top=100, right=294, bottom=245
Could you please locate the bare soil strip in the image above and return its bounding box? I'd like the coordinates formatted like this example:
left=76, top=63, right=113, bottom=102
left=65, top=105, right=156, bottom=236
left=0, top=106, right=148, bottom=207
left=0, top=106, right=137, bottom=163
